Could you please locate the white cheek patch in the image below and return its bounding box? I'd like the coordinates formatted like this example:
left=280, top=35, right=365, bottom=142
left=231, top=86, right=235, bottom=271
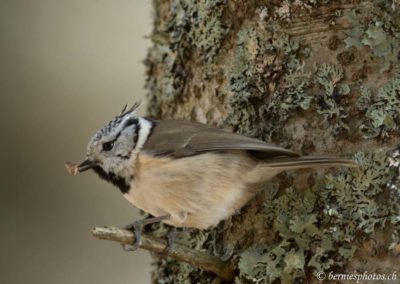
left=134, top=118, right=153, bottom=152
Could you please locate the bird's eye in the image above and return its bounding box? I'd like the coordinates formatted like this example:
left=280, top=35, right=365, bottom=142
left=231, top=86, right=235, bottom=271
left=102, top=141, right=114, bottom=151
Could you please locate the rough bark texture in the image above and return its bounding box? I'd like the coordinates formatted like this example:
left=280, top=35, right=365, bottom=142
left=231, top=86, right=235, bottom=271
left=144, top=0, right=400, bottom=283
left=92, top=227, right=236, bottom=281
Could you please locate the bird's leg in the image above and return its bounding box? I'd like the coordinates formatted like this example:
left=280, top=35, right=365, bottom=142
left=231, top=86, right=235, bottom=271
left=122, top=214, right=170, bottom=251
left=164, top=211, right=189, bottom=252
left=166, top=227, right=179, bottom=252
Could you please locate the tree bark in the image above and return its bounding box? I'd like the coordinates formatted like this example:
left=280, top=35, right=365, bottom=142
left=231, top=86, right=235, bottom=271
left=143, top=0, right=400, bottom=283
left=92, top=227, right=236, bottom=281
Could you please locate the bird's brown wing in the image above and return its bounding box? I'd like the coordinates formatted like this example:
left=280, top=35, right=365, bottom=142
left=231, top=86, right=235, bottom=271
left=142, top=120, right=299, bottom=158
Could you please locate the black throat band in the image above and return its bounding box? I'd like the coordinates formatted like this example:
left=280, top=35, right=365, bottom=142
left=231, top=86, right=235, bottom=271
left=92, top=166, right=130, bottom=194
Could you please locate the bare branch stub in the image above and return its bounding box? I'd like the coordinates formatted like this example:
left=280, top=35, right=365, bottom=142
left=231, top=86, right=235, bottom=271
left=91, top=226, right=235, bottom=281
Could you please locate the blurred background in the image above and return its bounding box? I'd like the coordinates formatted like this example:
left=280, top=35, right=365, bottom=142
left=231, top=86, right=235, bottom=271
left=0, top=0, right=153, bottom=283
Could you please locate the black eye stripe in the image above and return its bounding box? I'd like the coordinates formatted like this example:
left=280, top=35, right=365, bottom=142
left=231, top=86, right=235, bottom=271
left=124, top=117, right=138, bottom=128
left=123, top=117, right=140, bottom=145
left=101, top=118, right=139, bottom=152
left=102, top=132, right=121, bottom=151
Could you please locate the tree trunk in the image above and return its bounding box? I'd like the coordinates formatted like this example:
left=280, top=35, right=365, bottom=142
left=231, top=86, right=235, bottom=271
left=144, top=0, right=400, bottom=283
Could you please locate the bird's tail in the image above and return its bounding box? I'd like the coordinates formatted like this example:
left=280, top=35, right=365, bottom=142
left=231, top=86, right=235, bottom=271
left=261, top=156, right=357, bottom=169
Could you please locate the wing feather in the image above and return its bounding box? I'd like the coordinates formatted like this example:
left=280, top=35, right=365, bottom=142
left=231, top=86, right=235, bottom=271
left=142, top=120, right=298, bottom=158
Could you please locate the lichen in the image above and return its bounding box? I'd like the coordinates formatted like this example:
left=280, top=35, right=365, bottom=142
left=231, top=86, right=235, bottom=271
left=152, top=258, right=214, bottom=284
left=360, top=67, right=400, bottom=139
left=269, top=0, right=335, bottom=23
left=170, top=0, right=229, bottom=63
left=238, top=150, right=399, bottom=283
left=356, top=85, right=372, bottom=112
left=386, top=147, right=400, bottom=256
left=225, top=26, right=263, bottom=136
left=145, top=0, right=229, bottom=117
left=263, top=60, right=313, bottom=140
left=239, top=187, right=317, bottom=282
left=226, top=24, right=355, bottom=140
left=239, top=242, right=305, bottom=283
left=343, top=4, right=400, bottom=72
left=323, top=152, right=395, bottom=237
left=146, top=1, right=400, bottom=282
left=151, top=228, right=220, bottom=284
left=225, top=22, right=311, bottom=139
left=314, top=63, right=350, bottom=135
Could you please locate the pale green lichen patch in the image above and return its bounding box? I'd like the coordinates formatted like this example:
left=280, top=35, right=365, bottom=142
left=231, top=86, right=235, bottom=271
left=261, top=58, right=314, bottom=141
left=226, top=16, right=359, bottom=141
left=151, top=227, right=221, bottom=284
left=225, top=26, right=261, bottom=136
left=272, top=61, right=313, bottom=115
left=339, top=4, right=400, bottom=139
left=360, top=67, right=400, bottom=139
left=239, top=187, right=318, bottom=282
left=268, top=0, right=335, bottom=23
left=238, top=150, right=399, bottom=283
left=387, top=147, right=400, bottom=255
left=314, top=63, right=350, bottom=135
left=152, top=258, right=214, bottom=284
left=343, top=4, right=400, bottom=72
left=356, top=85, right=372, bottom=112
left=239, top=242, right=306, bottom=283
left=323, top=152, right=395, bottom=237
left=225, top=22, right=313, bottom=139
left=170, top=0, right=229, bottom=63
left=145, top=0, right=229, bottom=116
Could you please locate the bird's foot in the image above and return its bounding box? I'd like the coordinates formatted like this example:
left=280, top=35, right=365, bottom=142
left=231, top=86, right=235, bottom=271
left=122, top=221, right=143, bottom=251
left=122, top=215, right=170, bottom=252
left=165, top=228, right=179, bottom=252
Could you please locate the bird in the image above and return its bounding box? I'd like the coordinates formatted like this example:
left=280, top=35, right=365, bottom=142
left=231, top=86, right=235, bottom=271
left=66, top=101, right=355, bottom=248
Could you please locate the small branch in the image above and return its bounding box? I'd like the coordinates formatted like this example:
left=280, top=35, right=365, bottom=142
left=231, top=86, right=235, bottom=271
left=92, top=226, right=235, bottom=281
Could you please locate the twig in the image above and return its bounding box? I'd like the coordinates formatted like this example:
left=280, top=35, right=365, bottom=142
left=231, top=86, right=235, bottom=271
left=91, top=226, right=235, bottom=281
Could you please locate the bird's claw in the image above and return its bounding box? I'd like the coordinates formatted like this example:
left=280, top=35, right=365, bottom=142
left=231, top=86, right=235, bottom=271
left=122, top=220, right=145, bottom=251
left=121, top=215, right=171, bottom=252
left=166, top=228, right=179, bottom=252
left=122, top=243, right=140, bottom=252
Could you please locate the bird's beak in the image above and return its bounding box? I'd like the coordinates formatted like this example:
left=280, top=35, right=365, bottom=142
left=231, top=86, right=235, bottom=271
left=77, top=159, right=96, bottom=172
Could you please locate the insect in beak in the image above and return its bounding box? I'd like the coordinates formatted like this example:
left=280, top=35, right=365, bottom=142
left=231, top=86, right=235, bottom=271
left=78, top=159, right=96, bottom=172
left=65, top=159, right=96, bottom=176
